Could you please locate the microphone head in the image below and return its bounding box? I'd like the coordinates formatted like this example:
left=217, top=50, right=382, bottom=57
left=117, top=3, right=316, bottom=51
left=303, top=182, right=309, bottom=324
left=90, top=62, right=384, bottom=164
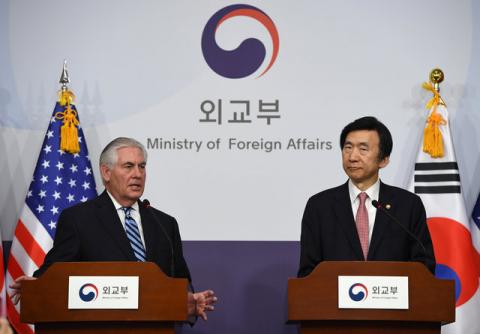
left=371, top=200, right=380, bottom=208
left=142, top=199, right=151, bottom=208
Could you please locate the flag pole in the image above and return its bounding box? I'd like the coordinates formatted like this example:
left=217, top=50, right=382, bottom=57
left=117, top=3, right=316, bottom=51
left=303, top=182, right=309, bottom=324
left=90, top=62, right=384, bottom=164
left=55, top=60, right=80, bottom=154
left=429, top=68, right=446, bottom=106
left=422, top=68, right=447, bottom=158
left=6, top=60, right=97, bottom=334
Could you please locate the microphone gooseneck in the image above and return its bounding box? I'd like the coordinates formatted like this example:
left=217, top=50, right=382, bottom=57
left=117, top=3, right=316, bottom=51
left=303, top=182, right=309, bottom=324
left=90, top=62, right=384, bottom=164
left=142, top=198, right=175, bottom=277
left=371, top=200, right=428, bottom=256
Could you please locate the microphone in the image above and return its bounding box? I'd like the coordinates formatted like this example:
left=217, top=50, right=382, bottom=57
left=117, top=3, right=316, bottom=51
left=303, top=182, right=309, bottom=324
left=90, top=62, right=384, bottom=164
left=371, top=200, right=428, bottom=258
left=142, top=199, right=175, bottom=277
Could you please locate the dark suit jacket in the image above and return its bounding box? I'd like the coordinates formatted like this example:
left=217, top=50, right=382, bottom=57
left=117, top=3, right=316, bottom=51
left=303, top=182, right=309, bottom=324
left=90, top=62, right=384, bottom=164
left=34, top=191, right=192, bottom=282
left=298, top=181, right=435, bottom=277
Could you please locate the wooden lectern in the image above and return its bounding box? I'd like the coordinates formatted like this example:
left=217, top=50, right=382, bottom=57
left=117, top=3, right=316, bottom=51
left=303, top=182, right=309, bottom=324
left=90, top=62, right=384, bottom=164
left=288, top=261, right=455, bottom=334
left=21, top=262, right=189, bottom=334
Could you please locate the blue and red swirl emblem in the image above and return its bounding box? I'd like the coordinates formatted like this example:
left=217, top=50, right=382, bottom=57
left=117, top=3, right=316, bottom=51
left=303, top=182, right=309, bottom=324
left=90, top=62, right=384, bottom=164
left=428, top=217, right=480, bottom=307
left=201, top=4, right=280, bottom=79
left=79, top=283, right=98, bottom=302
left=349, top=283, right=368, bottom=302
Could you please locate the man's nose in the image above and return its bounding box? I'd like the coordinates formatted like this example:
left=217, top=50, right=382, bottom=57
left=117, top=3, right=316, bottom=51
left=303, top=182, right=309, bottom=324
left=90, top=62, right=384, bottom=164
left=349, top=148, right=360, bottom=161
left=132, top=165, right=143, bottom=177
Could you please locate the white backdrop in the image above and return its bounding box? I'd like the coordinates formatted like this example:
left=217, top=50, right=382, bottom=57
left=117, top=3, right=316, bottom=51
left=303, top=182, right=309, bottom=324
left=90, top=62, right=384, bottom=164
left=1, top=0, right=479, bottom=241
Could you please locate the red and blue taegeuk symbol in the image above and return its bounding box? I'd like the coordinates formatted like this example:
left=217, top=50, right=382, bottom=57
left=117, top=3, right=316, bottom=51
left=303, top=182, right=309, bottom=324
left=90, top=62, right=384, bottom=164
left=201, top=4, right=280, bottom=79
left=428, top=217, right=480, bottom=306
left=79, top=283, right=99, bottom=302
left=349, top=283, right=368, bottom=302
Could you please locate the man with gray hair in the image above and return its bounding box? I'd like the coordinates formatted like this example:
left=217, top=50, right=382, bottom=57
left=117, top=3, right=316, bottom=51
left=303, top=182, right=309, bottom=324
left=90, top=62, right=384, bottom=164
left=11, top=137, right=216, bottom=321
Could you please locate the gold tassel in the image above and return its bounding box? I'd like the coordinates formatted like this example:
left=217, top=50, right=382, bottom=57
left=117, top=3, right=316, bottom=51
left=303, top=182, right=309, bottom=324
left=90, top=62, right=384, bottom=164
left=423, top=110, right=446, bottom=158
left=422, top=82, right=446, bottom=158
left=55, top=90, right=80, bottom=154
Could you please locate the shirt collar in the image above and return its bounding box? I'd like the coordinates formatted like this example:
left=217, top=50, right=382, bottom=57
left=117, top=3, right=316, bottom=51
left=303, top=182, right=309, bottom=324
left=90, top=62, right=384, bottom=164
left=348, top=178, right=381, bottom=204
left=106, top=191, right=139, bottom=212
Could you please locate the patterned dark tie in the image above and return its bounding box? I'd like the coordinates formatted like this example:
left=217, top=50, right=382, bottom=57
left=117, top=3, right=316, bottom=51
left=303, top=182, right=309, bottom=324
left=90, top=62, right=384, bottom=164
left=121, top=207, right=146, bottom=262
left=356, top=192, right=369, bottom=260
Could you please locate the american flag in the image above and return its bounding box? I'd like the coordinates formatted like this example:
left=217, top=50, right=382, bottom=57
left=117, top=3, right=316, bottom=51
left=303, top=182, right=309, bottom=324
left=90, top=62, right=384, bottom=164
left=6, top=101, right=97, bottom=334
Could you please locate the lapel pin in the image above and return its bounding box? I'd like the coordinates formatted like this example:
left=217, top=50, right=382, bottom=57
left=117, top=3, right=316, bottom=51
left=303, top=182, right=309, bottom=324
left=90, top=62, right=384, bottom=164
left=385, top=204, right=391, bottom=210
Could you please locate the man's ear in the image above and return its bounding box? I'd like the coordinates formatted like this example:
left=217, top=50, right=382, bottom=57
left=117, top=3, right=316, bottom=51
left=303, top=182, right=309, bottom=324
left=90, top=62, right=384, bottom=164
left=379, top=156, right=390, bottom=169
left=100, top=164, right=111, bottom=183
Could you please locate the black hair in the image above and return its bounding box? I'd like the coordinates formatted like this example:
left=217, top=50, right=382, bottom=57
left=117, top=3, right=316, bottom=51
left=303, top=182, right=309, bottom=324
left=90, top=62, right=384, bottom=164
left=339, top=116, right=393, bottom=160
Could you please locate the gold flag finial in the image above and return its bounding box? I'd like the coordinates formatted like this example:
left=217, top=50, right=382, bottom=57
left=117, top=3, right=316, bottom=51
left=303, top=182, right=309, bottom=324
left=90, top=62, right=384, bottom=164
left=59, top=59, right=70, bottom=92
left=429, top=68, right=444, bottom=93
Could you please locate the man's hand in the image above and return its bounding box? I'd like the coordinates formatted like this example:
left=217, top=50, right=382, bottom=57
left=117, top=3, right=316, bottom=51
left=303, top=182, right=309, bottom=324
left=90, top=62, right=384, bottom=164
left=188, top=290, right=217, bottom=321
left=8, top=275, right=37, bottom=305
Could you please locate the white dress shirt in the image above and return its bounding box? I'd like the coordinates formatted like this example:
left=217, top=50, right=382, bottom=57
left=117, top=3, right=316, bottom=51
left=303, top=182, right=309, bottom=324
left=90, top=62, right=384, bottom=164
left=106, top=191, right=146, bottom=248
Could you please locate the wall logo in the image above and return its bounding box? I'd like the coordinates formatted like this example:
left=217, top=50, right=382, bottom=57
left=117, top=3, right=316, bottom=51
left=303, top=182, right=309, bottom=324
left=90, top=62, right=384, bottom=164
left=349, top=283, right=368, bottom=302
left=201, top=4, right=279, bottom=79
left=79, top=283, right=99, bottom=302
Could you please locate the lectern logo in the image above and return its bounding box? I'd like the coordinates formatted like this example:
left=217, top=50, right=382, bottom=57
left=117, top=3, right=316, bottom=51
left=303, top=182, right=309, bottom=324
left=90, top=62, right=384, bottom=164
left=201, top=4, right=280, bottom=79
left=79, top=283, right=99, bottom=302
left=349, top=283, right=368, bottom=302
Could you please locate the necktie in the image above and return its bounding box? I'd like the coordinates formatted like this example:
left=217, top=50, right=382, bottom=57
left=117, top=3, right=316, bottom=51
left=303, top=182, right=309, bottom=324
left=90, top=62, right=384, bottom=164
left=121, top=207, right=146, bottom=262
left=356, top=192, right=369, bottom=260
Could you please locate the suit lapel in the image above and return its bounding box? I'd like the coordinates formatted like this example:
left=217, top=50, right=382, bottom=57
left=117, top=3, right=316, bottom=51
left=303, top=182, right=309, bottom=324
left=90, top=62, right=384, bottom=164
left=96, top=191, right=136, bottom=261
left=368, top=182, right=394, bottom=259
left=334, top=182, right=364, bottom=260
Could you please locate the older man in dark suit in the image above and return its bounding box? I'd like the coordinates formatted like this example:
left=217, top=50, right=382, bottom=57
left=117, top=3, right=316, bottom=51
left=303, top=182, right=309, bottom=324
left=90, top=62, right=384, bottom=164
left=298, top=117, right=435, bottom=277
left=11, top=137, right=216, bottom=321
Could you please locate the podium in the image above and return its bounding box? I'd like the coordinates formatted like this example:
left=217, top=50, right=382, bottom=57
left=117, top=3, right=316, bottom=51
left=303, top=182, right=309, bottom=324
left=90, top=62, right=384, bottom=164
left=21, top=262, right=189, bottom=334
left=288, top=261, right=455, bottom=334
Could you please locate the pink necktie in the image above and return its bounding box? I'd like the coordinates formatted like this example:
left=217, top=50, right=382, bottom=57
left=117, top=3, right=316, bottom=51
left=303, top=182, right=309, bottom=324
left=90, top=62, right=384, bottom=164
left=356, top=192, right=369, bottom=260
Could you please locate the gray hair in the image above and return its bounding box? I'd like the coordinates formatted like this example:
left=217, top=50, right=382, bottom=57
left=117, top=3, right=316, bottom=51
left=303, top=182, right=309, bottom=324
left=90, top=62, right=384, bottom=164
left=99, top=137, right=148, bottom=169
